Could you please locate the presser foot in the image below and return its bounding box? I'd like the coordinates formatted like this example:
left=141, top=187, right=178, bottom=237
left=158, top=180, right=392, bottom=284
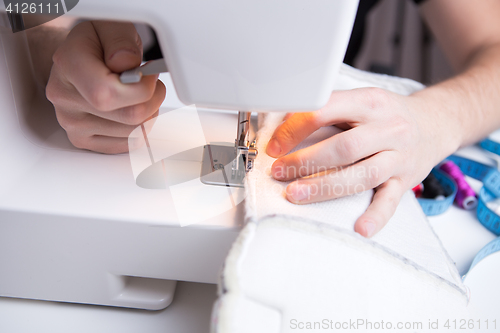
left=200, top=141, right=258, bottom=188
left=200, top=111, right=258, bottom=188
left=200, top=144, right=246, bottom=188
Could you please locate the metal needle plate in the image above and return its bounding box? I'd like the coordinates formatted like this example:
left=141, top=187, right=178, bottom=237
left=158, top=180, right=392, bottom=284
left=200, top=144, right=246, bottom=188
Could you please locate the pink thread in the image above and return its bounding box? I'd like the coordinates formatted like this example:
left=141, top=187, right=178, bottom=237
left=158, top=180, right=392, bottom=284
left=412, top=183, right=423, bottom=198
left=439, top=160, right=478, bottom=210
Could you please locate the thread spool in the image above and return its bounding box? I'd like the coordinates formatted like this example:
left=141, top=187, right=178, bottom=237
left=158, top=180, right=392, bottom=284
left=439, top=160, right=478, bottom=210
left=412, top=183, right=424, bottom=198
left=422, top=173, right=446, bottom=200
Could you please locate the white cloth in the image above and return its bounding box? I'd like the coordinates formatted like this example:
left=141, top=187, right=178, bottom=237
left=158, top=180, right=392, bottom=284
left=212, top=65, right=471, bottom=333
left=213, top=216, right=470, bottom=333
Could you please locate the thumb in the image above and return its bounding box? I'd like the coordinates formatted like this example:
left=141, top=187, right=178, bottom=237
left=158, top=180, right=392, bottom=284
left=91, top=21, right=143, bottom=73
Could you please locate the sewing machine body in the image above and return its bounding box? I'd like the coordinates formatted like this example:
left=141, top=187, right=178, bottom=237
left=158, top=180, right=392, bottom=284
left=0, top=0, right=358, bottom=310
left=82, top=0, right=358, bottom=112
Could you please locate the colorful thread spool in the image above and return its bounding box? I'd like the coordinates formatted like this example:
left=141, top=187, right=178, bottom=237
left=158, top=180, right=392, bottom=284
left=439, top=160, right=478, bottom=210
left=412, top=183, right=424, bottom=198
left=422, top=173, right=446, bottom=200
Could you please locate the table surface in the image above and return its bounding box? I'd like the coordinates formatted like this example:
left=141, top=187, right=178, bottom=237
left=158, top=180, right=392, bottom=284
left=0, top=282, right=218, bottom=333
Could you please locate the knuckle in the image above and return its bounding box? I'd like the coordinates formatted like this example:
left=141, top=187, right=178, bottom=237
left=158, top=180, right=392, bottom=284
left=382, top=178, right=405, bottom=208
left=308, top=110, right=324, bottom=128
left=289, top=153, right=307, bottom=170
left=146, top=110, right=159, bottom=125
left=378, top=191, right=402, bottom=219
left=335, top=135, right=363, bottom=163
left=67, top=134, right=89, bottom=150
left=391, top=176, right=407, bottom=190
left=45, top=80, right=62, bottom=105
left=392, top=116, right=412, bottom=132
left=385, top=194, right=400, bottom=212
left=51, top=48, right=65, bottom=69
left=121, top=104, right=149, bottom=125
left=56, top=112, right=91, bottom=137
left=391, top=116, right=415, bottom=147
left=55, top=112, right=75, bottom=133
left=363, top=87, right=391, bottom=110
left=156, top=80, right=167, bottom=100
left=128, top=137, right=145, bottom=151
left=88, top=83, right=115, bottom=111
left=52, top=44, right=74, bottom=75
left=366, top=167, right=383, bottom=189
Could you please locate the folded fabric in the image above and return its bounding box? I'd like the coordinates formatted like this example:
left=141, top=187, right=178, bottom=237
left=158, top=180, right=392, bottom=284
left=213, top=216, right=470, bottom=333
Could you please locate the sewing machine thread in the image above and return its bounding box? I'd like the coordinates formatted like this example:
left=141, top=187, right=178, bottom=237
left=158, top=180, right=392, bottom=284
left=440, top=160, right=478, bottom=210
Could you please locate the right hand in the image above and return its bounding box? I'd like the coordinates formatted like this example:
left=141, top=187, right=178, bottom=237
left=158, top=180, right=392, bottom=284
left=46, top=21, right=166, bottom=154
left=266, top=88, right=460, bottom=238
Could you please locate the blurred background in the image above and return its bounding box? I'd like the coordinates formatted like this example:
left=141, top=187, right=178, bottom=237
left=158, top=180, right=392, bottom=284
left=350, top=0, right=454, bottom=85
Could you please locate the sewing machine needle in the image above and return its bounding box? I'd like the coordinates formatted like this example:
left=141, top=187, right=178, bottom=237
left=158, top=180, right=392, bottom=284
left=120, top=58, right=168, bottom=84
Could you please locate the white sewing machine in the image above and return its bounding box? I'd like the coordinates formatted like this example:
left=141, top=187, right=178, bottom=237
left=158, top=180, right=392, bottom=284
left=0, top=0, right=358, bottom=311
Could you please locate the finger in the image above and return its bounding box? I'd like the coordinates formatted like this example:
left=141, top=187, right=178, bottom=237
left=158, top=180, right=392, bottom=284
left=86, top=136, right=132, bottom=154
left=91, top=21, right=143, bottom=73
left=284, top=151, right=396, bottom=204
left=59, top=113, right=146, bottom=138
left=101, top=80, right=165, bottom=125
left=354, top=178, right=406, bottom=238
left=46, top=66, right=84, bottom=110
left=266, top=88, right=389, bottom=158
left=50, top=80, right=166, bottom=126
left=335, top=123, right=352, bottom=131
left=88, top=80, right=165, bottom=125
left=54, top=21, right=158, bottom=111
left=266, top=112, right=321, bottom=158
left=67, top=134, right=131, bottom=155
left=272, top=125, right=388, bottom=180
left=283, top=113, right=294, bottom=121
left=141, top=110, right=160, bottom=135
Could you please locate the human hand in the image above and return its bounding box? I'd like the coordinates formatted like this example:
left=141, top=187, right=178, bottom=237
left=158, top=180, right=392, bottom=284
left=266, top=88, right=460, bottom=237
left=46, top=21, right=166, bottom=154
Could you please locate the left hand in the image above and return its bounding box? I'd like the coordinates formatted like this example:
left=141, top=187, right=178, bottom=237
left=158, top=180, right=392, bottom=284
left=266, top=88, right=460, bottom=238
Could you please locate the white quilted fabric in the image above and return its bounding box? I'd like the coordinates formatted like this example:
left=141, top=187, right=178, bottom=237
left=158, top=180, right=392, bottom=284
left=213, top=216, right=470, bottom=333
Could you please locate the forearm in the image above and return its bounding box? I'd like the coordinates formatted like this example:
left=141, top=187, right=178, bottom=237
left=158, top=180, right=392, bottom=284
left=26, top=23, right=71, bottom=87
left=411, top=43, right=500, bottom=152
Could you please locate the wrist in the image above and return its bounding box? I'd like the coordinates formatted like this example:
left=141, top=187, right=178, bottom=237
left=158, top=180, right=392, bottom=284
left=27, top=25, right=69, bottom=87
left=408, top=92, right=463, bottom=165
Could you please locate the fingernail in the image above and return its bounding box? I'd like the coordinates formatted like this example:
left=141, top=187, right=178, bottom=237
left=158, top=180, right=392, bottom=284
left=109, top=48, right=139, bottom=61
left=272, top=160, right=286, bottom=180
left=267, top=138, right=281, bottom=157
left=287, top=183, right=310, bottom=202
left=364, top=221, right=376, bottom=238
